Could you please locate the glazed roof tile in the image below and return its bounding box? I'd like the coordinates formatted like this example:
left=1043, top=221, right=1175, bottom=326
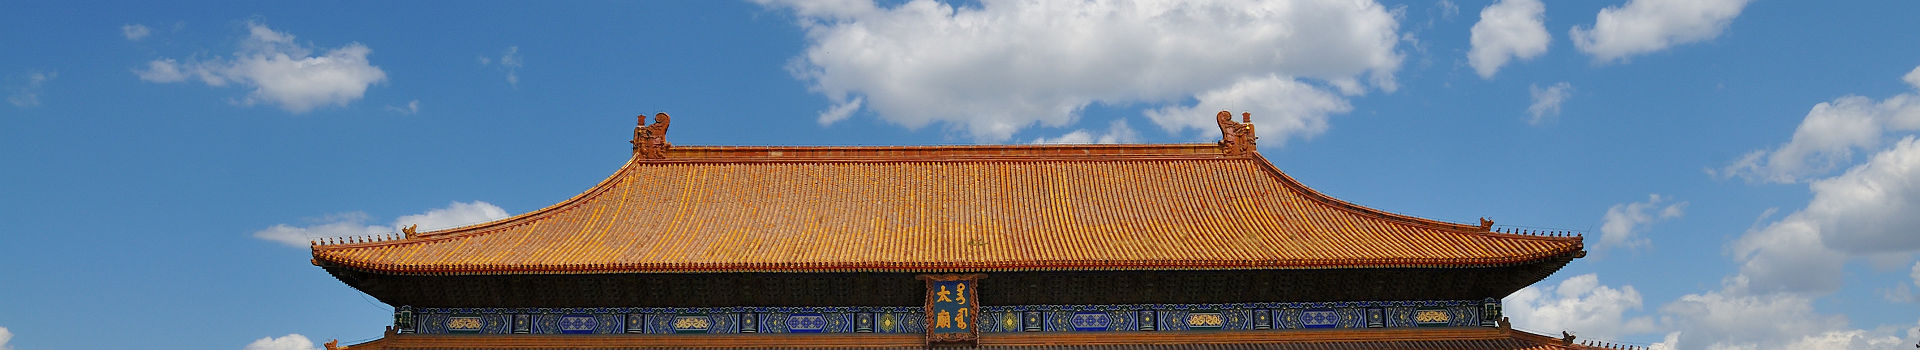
left=312, top=143, right=1583, bottom=275
left=343, top=327, right=1591, bottom=349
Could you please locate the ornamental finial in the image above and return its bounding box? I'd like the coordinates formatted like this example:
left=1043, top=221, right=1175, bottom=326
left=631, top=112, right=673, bottom=159
left=1216, top=111, right=1256, bottom=155
left=401, top=224, right=419, bottom=239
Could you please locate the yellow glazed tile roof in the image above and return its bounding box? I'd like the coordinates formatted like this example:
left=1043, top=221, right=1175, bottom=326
left=311, top=143, right=1584, bottom=275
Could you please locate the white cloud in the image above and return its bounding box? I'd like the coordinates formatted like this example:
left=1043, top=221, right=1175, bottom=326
left=1783, top=329, right=1908, bottom=350
left=1570, top=0, right=1752, bottom=63
left=1906, top=66, right=1920, bottom=90
left=1657, top=277, right=1920, bottom=350
left=762, top=0, right=1403, bottom=142
left=0, top=325, right=12, bottom=350
left=1527, top=82, right=1573, bottom=125
left=500, top=46, right=521, bottom=86
left=122, top=24, right=152, bottom=41
left=1913, top=261, right=1920, bottom=289
left=1659, top=283, right=1848, bottom=350
left=135, top=59, right=188, bottom=83
left=1144, top=75, right=1351, bottom=147
left=1646, top=331, right=1681, bottom=350
left=1663, top=65, right=1920, bottom=350
left=134, top=21, right=387, bottom=113
left=1597, top=193, right=1686, bottom=250
left=241, top=334, right=319, bottom=350
left=252, top=201, right=508, bottom=247
left=1435, top=0, right=1459, bottom=20
left=7, top=70, right=56, bottom=108
left=1031, top=119, right=1140, bottom=145
left=1717, top=66, right=1920, bottom=183
left=1662, top=283, right=1919, bottom=350
left=1504, top=274, right=1657, bottom=340
left=1730, top=214, right=1848, bottom=294
left=477, top=46, right=522, bottom=87
left=1803, top=136, right=1920, bottom=253
left=817, top=96, right=862, bottom=124
left=1466, top=0, right=1549, bottom=79
left=386, top=99, right=419, bottom=115
left=394, top=201, right=509, bottom=233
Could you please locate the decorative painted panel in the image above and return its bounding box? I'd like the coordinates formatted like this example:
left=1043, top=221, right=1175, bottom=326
left=558, top=315, right=595, bottom=334
left=1071, top=312, right=1109, bottom=331
left=1187, top=312, right=1222, bottom=330
left=404, top=300, right=1493, bottom=335
left=1302, top=309, right=1337, bottom=328
left=447, top=316, right=483, bottom=334
left=673, top=315, right=710, bottom=333
left=1415, top=307, right=1449, bottom=327
left=788, top=313, right=824, bottom=333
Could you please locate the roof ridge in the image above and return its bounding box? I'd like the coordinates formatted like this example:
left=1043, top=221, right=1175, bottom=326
left=657, top=143, right=1230, bottom=161
left=1246, top=153, right=1479, bottom=232
left=1244, top=152, right=1587, bottom=246
left=312, top=153, right=642, bottom=253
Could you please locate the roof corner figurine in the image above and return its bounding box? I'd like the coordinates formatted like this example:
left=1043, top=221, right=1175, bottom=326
left=631, top=112, right=672, bottom=159
left=1216, top=110, right=1257, bottom=155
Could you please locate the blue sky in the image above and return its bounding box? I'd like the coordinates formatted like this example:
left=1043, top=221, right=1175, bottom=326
left=3, top=1, right=1919, bottom=349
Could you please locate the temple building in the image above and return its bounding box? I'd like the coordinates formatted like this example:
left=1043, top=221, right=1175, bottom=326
left=312, top=111, right=1629, bottom=349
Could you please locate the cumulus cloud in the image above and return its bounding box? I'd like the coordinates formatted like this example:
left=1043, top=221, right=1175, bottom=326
left=122, top=24, right=151, bottom=41
left=1526, top=82, right=1573, bottom=125
left=1466, top=0, right=1549, bottom=79
left=1712, top=71, right=1920, bottom=290
left=1717, top=66, right=1920, bottom=183
left=1660, top=283, right=1844, bottom=350
left=1666, top=64, right=1920, bottom=349
left=1570, top=0, right=1752, bottom=63
left=1730, top=213, right=1848, bottom=295
left=1801, top=136, right=1920, bottom=253
left=6, top=70, right=55, bottom=108
left=1906, top=66, right=1920, bottom=89
left=761, top=0, right=1403, bottom=142
left=1144, top=75, right=1350, bottom=146
left=252, top=201, right=508, bottom=247
left=1783, top=329, right=1909, bottom=349
left=1597, top=193, right=1686, bottom=251
left=134, top=21, right=387, bottom=113
left=1659, top=279, right=1920, bottom=350
left=1031, top=119, right=1140, bottom=145
left=241, top=334, right=320, bottom=350
left=0, top=325, right=12, bottom=350
left=1646, top=332, right=1681, bottom=350
left=1504, top=274, right=1657, bottom=340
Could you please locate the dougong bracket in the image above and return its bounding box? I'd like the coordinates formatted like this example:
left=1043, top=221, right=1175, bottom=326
left=1216, top=111, right=1257, bottom=155
left=631, top=112, right=673, bottom=159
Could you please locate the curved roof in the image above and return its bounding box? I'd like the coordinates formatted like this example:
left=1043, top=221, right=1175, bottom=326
left=340, top=326, right=1589, bottom=349
left=311, top=143, right=1583, bottom=275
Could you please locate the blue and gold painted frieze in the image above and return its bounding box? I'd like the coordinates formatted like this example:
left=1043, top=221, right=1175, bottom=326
left=405, top=300, right=1493, bottom=335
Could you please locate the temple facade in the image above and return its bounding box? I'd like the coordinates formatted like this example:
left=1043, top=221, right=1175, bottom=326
left=312, top=111, right=1624, bottom=349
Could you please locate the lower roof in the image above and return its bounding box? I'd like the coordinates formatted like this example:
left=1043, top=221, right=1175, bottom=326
left=340, top=327, right=1595, bottom=350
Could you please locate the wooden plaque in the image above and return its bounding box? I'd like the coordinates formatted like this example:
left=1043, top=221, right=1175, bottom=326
left=917, top=274, right=985, bottom=344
